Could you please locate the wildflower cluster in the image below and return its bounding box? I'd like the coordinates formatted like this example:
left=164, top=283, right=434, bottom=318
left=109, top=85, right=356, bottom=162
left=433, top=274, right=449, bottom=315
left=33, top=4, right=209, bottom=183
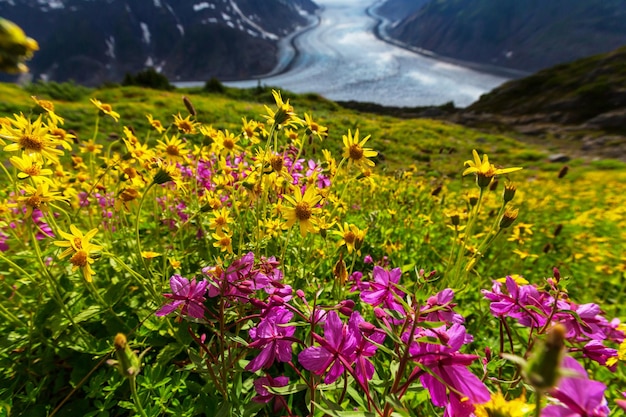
left=0, top=88, right=624, bottom=417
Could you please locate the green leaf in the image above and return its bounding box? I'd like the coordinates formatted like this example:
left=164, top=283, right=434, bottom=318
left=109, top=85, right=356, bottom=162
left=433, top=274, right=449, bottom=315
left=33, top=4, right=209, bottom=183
left=267, top=383, right=309, bottom=395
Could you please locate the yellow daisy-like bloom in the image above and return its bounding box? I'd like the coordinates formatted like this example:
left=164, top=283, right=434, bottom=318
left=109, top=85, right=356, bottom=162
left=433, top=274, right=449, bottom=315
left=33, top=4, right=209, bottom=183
left=463, top=149, right=523, bottom=188
left=146, top=114, right=165, bottom=134
left=1, top=113, right=64, bottom=163
left=241, top=117, right=262, bottom=144
left=156, top=134, right=190, bottom=164
left=342, top=129, right=377, bottom=168
left=209, top=206, right=232, bottom=234
left=173, top=113, right=199, bottom=134
left=141, top=251, right=161, bottom=259
left=90, top=98, right=120, bottom=122
left=80, top=139, right=103, bottom=155
left=304, top=113, right=328, bottom=141
left=17, top=182, right=63, bottom=218
left=31, top=96, right=64, bottom=126
left=215, top=129, right=243, bottom=157
left=263, top=90, right=302, bottom=129
left=9, top=153, right=54, bottom=183
left=333, top=222, right=367, bottom=254
left=282, top=186, right=323, bottom=237
left=53, top=225, right=102, bottom=283
left=474, top=391, right=534, bottom=417
left=212, top=230, right=233, bottom=254
left=496, top=274, right=529, bottom=285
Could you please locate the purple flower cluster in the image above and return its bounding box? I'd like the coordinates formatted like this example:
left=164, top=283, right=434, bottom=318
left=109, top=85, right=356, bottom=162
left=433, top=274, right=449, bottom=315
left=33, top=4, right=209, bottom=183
left=482, top=276, right=624, bottom=369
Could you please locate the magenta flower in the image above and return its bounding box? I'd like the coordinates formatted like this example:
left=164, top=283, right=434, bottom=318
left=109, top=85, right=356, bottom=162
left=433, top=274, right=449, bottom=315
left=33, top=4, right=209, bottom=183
left=481, top=276, right=551, bottom=327
left=298, top=310, right=357, bottom=384
left=420, top=288, right=464, bottom=324
left=252, top=375, right=289, bottom=406
left=360, top=266, right=406, bottom=314
left=156, top=275, right=208, bottom=319
left=246, top=306, right=296, bottom=372
left=205, top=252, right=258, bottom=301
left=406, top=324, right=490, bottom=417
left=581, top=340, right=618, bottom=370
left=348, top=311, right=385, bottom=386
left=542, top=356, right=609, bottom=417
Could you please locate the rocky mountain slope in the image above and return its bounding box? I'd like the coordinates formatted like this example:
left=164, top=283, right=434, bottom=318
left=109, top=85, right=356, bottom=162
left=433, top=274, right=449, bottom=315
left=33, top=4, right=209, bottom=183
left=0, top=0, right=317, bottom=85
left=455, top=45, right=626, bottom=160
left=377, top=0, right=626, bottom=73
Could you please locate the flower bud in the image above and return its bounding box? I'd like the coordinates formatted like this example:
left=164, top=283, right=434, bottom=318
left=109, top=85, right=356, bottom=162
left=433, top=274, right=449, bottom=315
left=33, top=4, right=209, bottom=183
left=111, top=333, right=141, bottom=378
left=182, top=96, right=197, bottom=116
left=337, top=299, right=355, bottom=316
left=499, top=208, right=519, bottom=229
left=524, top=324, right=565, bottom=391
left=558, top=165, right=568, bottom=179
left=503, top=183, right=517, bottom=203
left=552, top=267, right=561, bottom=283
left=333, top=256, right=348, bottom=286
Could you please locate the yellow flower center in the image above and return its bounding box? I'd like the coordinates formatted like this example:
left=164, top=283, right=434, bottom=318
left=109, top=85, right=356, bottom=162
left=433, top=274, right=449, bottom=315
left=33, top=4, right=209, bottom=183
left=70, top=250, right=89, bottom=267
left=343, top=231, right=356, bottom=244
left=20, top=134, right=44, bottom=151
left=73, top=237, right=83, bottom=249
left=214, top=216, right=227, bottom=226
left=177, top=121, right=193, bottom=133
left=50, top=128, right=67, bottom=140
left=101, top=104, right=113, bottom=112
left=123, top=167, right=137, bottom=179
left=223, top=138, right=235, bottom=150
left=295, top=202, right=312, bottom=221
left=26, top=195, right=42, bottom=208
left=270, top=156, right=284, bottom=172
left=219, top=236, right=231, bottom=246
left=24, top=164, right=41, bottom=176
left=39, top=100, right=54, bottom=112
left=120, top=188, right=140, bottom=202
left=349, top=144, right=364, bottom=161
left=310, top=122, right=319, bottom=132
left=166, top=145, right=180, bottom=157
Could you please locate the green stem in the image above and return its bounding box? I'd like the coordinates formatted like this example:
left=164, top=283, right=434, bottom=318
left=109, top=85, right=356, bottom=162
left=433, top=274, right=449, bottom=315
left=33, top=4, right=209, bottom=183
left=129, top=376, right=148, bottom=417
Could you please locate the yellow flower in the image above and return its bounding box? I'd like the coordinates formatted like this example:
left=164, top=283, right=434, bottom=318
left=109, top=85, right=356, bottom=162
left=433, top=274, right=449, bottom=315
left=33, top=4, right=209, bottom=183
left=141, top=251, right=161, bottom=259
left=342, top=129, right=377, bottom=168
left=333, top=222, right=367, bottom=254
left=53, top=225, right=103, bottom=282
left=1, top=113, right=64, bottom=163
left=209, top=206, right=232, bottom=234
left=282, top=186, right=323, bottom=237
left=31, top=96, right=64, bottom=126
left=157, top=134, right=190, bottom=164
left=215, top=129, right=243, bottom=157
left=463, top=150, right=522, bottom=188
left=304, top=113, right=328, bottom=141
left=212, top=230, right=233, bottom=254
left=496, top=274, right=529, bottom=285
left=90, top=98, right=120, bottom=122
left=9, top=153, right=54, bottom=183
left=241, top=117, right=262, bottom=144
left=80, top=139, right=103, bottom=155
left=169, top=258, right=181, bottom=269
left=474, top=391, right=534, bottom=417
left=173, top=113, right=199, bottom=134
left=17, top=182, right=63, bottom=218
left=146, top=114, right=165, bottom=133
left=263, top=90, right=302, bottom=129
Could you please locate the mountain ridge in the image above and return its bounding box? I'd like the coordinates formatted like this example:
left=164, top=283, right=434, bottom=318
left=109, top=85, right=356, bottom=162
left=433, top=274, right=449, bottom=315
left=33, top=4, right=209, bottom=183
left=0, top=0, right=318, bottom=85
left=376, top=0, right=626, bottom=73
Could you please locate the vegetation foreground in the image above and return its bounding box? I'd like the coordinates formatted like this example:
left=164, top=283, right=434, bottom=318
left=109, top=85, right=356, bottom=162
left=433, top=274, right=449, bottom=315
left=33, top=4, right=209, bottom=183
left=0, top=82, right=625, bottom=417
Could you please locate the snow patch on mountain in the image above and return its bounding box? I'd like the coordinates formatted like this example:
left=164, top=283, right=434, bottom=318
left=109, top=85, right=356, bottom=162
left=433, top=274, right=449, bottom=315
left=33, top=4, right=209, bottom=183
left=105, top=36, right=115, bottom=59
left=140, top=22, right=150, bottom=44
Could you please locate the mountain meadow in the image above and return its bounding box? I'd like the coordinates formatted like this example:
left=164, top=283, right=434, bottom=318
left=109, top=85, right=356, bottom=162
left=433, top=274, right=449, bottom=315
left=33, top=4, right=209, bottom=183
left=1, top=72, right=625, bottom=417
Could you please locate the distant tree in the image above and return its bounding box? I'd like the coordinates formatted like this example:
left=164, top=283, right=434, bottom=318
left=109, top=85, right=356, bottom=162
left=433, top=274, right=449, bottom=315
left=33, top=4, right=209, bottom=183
left=204, top=77, right=225, bottom=93
left=122, top=68, right=173, bottom=91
